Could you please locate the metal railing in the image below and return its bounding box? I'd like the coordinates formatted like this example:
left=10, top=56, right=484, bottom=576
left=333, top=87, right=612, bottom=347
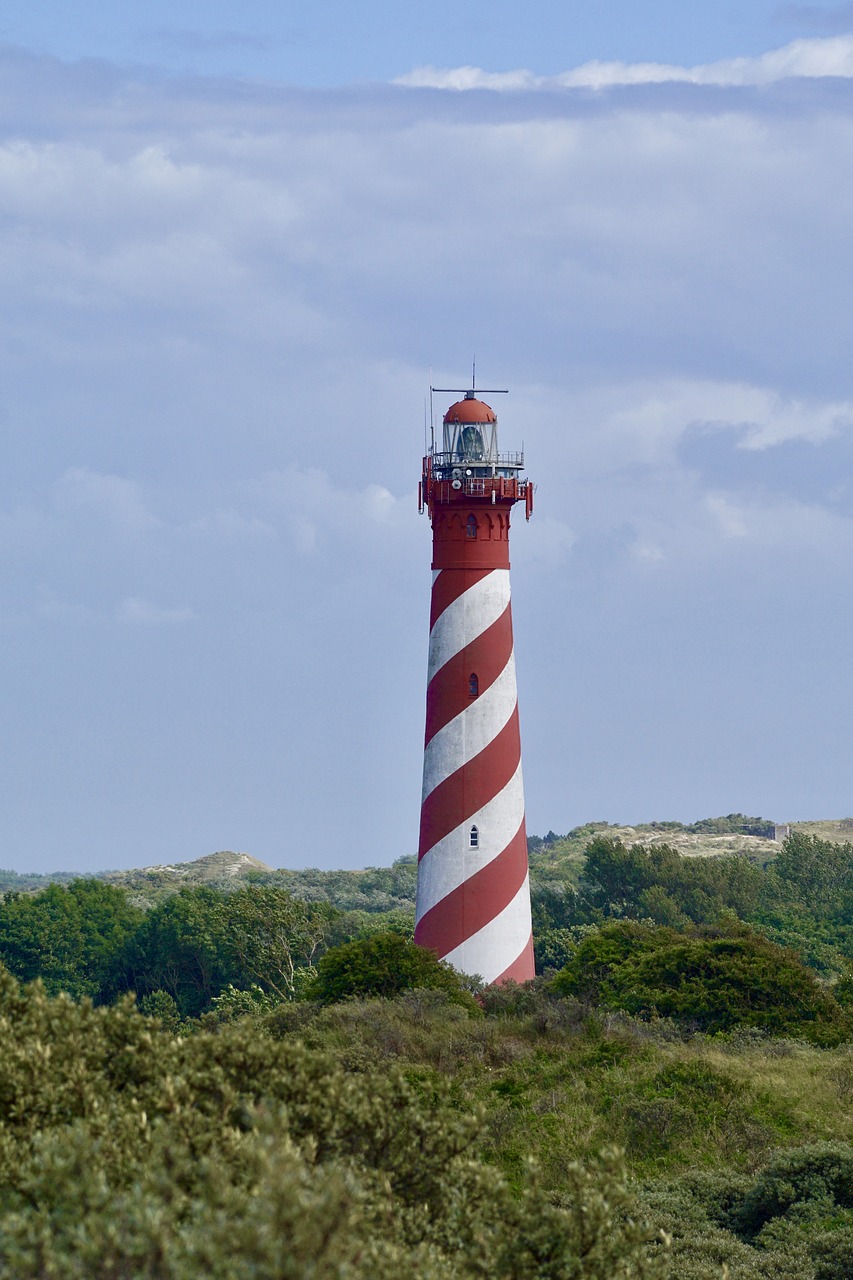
left=430, top=450, right=524, bottom=472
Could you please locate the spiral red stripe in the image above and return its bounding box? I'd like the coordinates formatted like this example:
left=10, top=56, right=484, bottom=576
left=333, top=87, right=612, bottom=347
left=414, top=821, right=528, bottom=956
left=424, top=605, right=514, bottom=746
left=418, top=707, right=521, bottom=855
left=493, top=935, right=536, bottom=985
left=429, top=567, right=492, bottom=631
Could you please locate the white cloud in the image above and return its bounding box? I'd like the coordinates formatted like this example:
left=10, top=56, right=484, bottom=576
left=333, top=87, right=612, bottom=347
left=52, top=468, right=158, bottom=531
left=251, top=468, right=419, bottom=555
left=705, top=493, right=749, bottom=538
left=5, top=48, right=853, bottom=868
left=117, top=596, right=195, bottom=624
left=395, top=35, right=853, bottom=91
left=185, top=510, right=277, bottom=541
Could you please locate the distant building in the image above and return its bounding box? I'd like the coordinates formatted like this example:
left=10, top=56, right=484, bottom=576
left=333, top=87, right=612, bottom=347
left=774, top=824, right=791, bottom=842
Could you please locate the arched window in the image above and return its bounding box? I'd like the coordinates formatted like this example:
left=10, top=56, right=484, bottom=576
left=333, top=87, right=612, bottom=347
left=468, top=673, right=479, bottom=697
left=466, top=514, right=478, bottom=539
left=469, top=825, right=479, bottom=849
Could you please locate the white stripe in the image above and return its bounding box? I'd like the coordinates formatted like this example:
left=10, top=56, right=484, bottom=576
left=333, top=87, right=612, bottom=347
left=415, top=761, right=525, bottom=921
left=428, top=570, right=510, bottom=683
left=421, top=650, right=517, bottom=801
left=442, top=875, right=533, bottom=985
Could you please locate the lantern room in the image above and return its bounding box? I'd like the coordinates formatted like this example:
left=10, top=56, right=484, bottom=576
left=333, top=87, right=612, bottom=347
left=431, top=390, right=524, bottom=483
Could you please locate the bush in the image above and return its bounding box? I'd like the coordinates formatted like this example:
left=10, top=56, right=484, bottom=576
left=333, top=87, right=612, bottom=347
left=551, top=921, right=851, bottom=1044
left=0, top=963, right=668, bottom=1279
left=308, top=932, right=479, bottom=1010
left=733, top=1143, right=853, bottom=1238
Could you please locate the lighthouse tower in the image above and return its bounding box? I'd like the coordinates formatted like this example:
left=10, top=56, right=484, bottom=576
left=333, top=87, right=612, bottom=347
left=414, top=385, right=535, bottom=985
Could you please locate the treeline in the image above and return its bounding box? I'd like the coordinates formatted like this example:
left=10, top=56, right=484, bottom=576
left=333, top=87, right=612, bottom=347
left=0, top=867, right=852, bottom=1051
left=0, top=879, right=413, bottom=1016
left=4, top=830, right=853, bottom=1025
left=533, top=831, right=853, bottom=978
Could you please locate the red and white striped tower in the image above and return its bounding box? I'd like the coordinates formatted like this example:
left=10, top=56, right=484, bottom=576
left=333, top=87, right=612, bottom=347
left=415, top=385, right=535, bottom=985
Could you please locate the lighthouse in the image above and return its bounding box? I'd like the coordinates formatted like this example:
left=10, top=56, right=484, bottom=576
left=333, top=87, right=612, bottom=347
left=414, top=384, right=535, bottom=985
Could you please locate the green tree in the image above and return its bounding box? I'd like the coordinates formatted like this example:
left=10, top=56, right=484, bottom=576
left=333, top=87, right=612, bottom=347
left=0, top=879, right=143, bottom=1000
left=769, top=832, right=853, bottom=915
left=582, top=837, right=765, bottom=925
left=115, top=885, right=334, bottom=1016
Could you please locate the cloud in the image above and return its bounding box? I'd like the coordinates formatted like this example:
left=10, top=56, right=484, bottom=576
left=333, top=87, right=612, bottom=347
left=395, top=35, right=853, bottom=91
left=185, top=510, right=277, bottom=541
left=117, top=596, right=194, bottom=625
left=5, top=47, right=853, bottom=868
left=52, top=469, right=158, bottom=532
left=249, top=468, right=420, bottom=559
left=705, top=493, right=749, bottom=538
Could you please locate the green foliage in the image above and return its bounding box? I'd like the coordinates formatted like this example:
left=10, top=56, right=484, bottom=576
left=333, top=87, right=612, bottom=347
left=252, top=856, right=419, bottom=914
left=328, top=905, right=416, bottom=945
left=534, top=925, right=586, bottom=972
left=0, top=869, right=77, bottom=893
left=116, top=885, right=335, bottom=1016
left=201, top=983, right=279, bottom=1027
left=0, top=880, right=144, bottom=1000
left=639, top=1143, right=853, bottom=1278
left=770, top=833, right=853, bottom=914
left=527, top=831, right=853, bottom=982
left=689, top=814, right=776, bottom=837
left=9, top=831, right=853, bottom=1273
left=733, top=1143, right=853, bottom=1238
left=137, top=988, right=182, bottom=1032
left=0, top=966, right=667, bottom=1279
left=582, top=837, right=767, bottom=925
left=309, top=932, right=479, bottom=1010
left=551, top=921, right=851, bottom=1043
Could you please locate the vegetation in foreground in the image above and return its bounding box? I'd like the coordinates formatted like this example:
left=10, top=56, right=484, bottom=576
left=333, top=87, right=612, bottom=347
left=2, top=823, right=853, bottom=1275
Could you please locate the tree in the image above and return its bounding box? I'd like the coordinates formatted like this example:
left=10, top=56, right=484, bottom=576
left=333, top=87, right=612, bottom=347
left=769, top=832, right=853, bottom=914
left=114, top=885, right=335, bottom=1016
left=581, top=837, right=765, bottom=925
left=210, top=886, right=335, bottom=1000
left=0, top=880, right=144, bottom=1000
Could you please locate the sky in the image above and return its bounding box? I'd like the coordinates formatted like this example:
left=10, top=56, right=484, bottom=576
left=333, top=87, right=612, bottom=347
left=3, top=5, right=853, bottom=872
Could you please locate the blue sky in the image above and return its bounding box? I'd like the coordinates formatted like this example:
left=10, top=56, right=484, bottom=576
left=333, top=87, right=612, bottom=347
left=1, top=2, right=848, bottom=83
left=3, top=6, right=853, bottom=871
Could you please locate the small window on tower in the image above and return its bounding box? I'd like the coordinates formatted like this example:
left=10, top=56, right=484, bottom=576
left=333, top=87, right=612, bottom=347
left=469, top=825, right=479, bottom=849
left=466, top=514, right=478, bottom=539
left=469, top=673, right=479, bottom=697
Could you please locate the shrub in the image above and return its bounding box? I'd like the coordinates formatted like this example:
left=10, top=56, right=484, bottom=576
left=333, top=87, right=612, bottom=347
left=0, top=963, right=668, bottom=1279
left=733, top=1143, right=853, bottom=1238
left=307, top=932, right=479, bottom=1010
left=551, top=921, right=851, bottom=1044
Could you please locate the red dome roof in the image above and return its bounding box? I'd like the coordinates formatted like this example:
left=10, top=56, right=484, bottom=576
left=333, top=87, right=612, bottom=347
left=443, top=397, right=497, bottom=425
